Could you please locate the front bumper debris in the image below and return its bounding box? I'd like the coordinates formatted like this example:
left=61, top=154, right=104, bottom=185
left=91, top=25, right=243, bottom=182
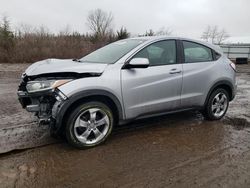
left=17, top=83, right=67, bottom=124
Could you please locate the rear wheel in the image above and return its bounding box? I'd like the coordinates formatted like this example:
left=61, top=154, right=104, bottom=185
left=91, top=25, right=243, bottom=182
left=203, top=88, right=229, bottom=120
left=65, top=101, right=114, bottom=148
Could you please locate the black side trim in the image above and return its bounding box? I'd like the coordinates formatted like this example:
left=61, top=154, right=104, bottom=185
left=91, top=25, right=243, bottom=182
left=177, top=39, right=185, bottom=63
left=204, top=80, right=234, bottom=106
left=27, top=72, right=101, bottom=81
left=53, top=89, right=124, bottom=133
left=212, top=50, right=221, bottom=61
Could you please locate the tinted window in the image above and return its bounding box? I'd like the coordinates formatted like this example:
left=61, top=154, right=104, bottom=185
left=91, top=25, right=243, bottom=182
left=183, top=41, right=213, bottom=63
left=80, top=39, right=145, bottom=64
left=133, top=40, right=176, bottom=66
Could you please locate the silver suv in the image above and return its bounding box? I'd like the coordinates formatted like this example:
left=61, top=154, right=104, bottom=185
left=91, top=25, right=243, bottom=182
left=17, top=36, right=237, bottom=148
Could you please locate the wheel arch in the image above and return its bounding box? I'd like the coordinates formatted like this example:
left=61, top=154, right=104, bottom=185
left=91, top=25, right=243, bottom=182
left=204, top=80, right=234, bottom=107
left=53, top=89, right=124, bottom=134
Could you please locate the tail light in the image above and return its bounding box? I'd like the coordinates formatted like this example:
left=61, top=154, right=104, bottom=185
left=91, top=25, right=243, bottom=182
left=230, top=62, right=236, bottom=72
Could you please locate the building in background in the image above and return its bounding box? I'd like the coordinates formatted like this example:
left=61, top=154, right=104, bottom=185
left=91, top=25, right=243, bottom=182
left=220, top=44, right=250, bottom=64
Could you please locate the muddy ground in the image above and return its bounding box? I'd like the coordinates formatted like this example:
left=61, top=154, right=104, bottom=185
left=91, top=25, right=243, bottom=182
left=0, top=63, right=250, bottom=188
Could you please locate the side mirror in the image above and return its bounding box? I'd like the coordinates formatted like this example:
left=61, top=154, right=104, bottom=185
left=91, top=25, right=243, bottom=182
left=124, top=58, right=149, bottom=69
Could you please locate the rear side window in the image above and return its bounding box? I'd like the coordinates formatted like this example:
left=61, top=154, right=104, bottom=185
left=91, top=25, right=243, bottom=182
left=183, top=41, right=213, bottom=63
left=133, top=40, right=176, bottom=66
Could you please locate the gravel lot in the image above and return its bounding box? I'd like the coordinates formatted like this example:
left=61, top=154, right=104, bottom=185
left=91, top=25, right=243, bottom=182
left=0, top=63, right=250, bottom=188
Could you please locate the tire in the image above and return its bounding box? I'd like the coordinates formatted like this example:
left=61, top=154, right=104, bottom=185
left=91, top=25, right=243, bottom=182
left=203, top=88, right=229, bottom=120
left=65, top=101, right=114, bottom=149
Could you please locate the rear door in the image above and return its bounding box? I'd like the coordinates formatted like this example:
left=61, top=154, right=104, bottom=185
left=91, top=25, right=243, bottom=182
left=121, top=40, right=183, bottom=119
left=181, top=40, right=216, bottom=108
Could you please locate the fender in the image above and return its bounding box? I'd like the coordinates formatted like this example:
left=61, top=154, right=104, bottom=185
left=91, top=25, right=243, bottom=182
left=52, top=89, right=124, bottom=133
left=204, top=80, right=235, bottom=106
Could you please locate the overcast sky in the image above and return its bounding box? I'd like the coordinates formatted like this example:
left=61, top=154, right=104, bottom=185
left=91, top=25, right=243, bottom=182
left=0, top=0, right=250, bottom=42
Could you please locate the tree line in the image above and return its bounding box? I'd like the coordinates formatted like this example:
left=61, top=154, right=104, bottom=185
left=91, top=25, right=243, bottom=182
left=0, top=9, right=229, bottom=64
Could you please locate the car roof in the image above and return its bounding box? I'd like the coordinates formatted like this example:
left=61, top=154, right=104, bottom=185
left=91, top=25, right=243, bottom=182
left=129, top=36, right=223, bottom=54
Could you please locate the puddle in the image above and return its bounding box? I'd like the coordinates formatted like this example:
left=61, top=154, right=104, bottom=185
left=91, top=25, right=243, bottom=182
left=223, top=117, right=250, bottom=130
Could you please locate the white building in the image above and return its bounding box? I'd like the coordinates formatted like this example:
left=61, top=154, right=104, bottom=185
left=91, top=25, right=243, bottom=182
left=220, top=44, right=250, bottom=63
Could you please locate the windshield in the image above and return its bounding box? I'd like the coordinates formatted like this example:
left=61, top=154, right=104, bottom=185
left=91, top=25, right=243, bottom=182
left=80, top=39, right=145, bottom=64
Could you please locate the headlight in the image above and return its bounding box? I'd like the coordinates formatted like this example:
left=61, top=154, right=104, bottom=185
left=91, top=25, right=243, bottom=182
left=26, top=79, right=71, bottom=93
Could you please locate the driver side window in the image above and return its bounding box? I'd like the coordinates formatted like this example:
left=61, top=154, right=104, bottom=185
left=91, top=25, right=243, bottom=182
left=133, top=40, right=176, bottom=66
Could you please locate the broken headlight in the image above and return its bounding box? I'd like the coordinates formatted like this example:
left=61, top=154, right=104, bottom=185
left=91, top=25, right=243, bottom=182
left=26, top=80, right=71, bottom=93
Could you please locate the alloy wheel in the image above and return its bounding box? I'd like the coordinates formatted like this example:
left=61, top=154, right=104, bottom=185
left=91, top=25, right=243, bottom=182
left=211, top=92, right=228, bottom=118
left=73, top=108, right=110, bottom=145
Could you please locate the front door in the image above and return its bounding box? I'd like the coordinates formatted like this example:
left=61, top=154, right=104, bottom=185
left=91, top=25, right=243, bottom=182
left=121, top=40, right=183, bottom=119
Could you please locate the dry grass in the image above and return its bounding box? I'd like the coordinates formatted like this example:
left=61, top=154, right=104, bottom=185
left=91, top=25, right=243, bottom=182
left=2, top=34, right=112, bottom=64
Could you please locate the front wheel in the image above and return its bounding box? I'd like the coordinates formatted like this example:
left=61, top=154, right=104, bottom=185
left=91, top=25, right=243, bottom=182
left=65, top=101, right=114, bottom=148
left=203, top=88, right=229, bottom=120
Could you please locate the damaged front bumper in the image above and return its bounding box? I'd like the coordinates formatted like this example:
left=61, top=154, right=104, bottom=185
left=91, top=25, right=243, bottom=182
left=17, top=84, right=67, bottom=126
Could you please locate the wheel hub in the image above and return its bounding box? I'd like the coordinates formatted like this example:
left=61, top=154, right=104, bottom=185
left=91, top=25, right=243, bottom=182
left=88, top=121, right=97, bottom=130
left=73, top=107, right=110, bottom=145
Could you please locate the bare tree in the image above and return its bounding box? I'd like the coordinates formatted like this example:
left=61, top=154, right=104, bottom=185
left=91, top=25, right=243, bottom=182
left=59, top=24, right=71, bottom=36
left=86, top=9, right=113, bottom=38
left=216, top=29, right=230, bottom=44
left=201, top=25, right=229, bottom=44
left=145, top=29, right=154, bottom=36
left=210, top=26, right=219, bottom=44
left=36, top=25, right=50, bottom=37
left=142, top=27, right=172, bottom=37
left=201, top=25, right=211, bottom=42
left=17, top=23, right=35, bottom=35
left=155, top=27, right=172, bottom=36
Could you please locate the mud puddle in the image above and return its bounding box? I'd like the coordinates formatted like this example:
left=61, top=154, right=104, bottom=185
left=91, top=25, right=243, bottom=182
left=1, top=111, right=250, bottom=187
left=223, top=117, right=250, bottom=130
left=0, top=64, right=57, bottom=153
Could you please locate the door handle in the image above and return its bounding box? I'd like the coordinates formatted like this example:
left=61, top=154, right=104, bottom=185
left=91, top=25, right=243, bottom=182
left=169, top=68, right=182, bottom=74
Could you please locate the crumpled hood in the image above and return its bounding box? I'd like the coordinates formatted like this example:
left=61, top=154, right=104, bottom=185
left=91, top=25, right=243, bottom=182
left=25, top=58, right=108, bottom=76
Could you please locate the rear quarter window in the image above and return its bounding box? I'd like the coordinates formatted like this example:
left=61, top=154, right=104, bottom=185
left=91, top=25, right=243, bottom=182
left=183, top=41, right=213, bottom=63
